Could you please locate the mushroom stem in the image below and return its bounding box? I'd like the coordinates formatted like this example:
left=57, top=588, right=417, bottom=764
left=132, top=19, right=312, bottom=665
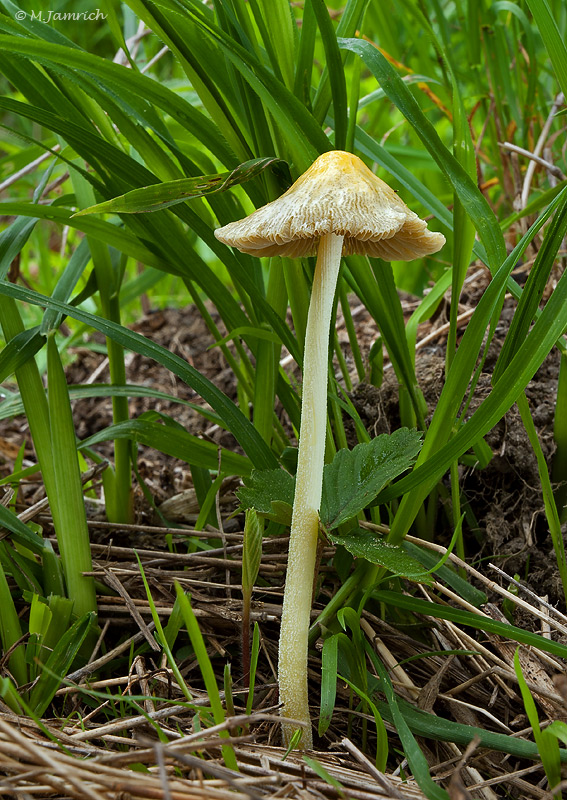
left=278, top=231, right=344, bottom=749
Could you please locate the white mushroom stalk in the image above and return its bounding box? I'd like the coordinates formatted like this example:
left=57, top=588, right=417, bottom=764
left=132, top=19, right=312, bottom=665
left=215, top=151, right=446, bottom=749
left=278, top=231, right=343, bottom=748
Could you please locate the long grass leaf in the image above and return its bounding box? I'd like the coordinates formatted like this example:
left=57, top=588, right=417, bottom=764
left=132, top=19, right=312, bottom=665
left=310, top=0, right=348, bottom=150
left=525, top=0, right=567, bottom=98
left=0, top=384, right=223, bottom=425
left=373, top=590, right=567, bottom=660
left=74, top=158, right=286, bottom=215
left=0, top=202, right=167, bottom=268
left=0, top=329, right=45, bottom=382
left=253, top=0, right=297, bottom=90
left=514, top=648, right=562, bottom=793
left=312, top=0, right=370, bottom=123
left=384, top=190, right=567, bottom=539
left=0, top=554, right=27, bottom=686
left=366, top=646, right=448, bottom=800
left=175, top=584, right=238, bottom=771
left=493, top=196, right=567, bottom=381
left=374, top=688, right=567, bottom=763
left=29, top=613, right=95, bottom=717
left=79, top=419, right=252, bottom=477
left=47, top=334, right=97, bottom=618
left=178, top=11, right=327, bottom=170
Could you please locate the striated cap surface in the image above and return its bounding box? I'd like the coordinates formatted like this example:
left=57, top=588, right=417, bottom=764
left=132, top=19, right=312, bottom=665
left=214, top=150, right=445, bottom=260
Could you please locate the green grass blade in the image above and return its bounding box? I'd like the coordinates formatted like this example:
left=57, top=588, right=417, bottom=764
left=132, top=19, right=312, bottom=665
left=494, top=193, right=567, bottom=381
left=0, top=216, right=39, bottom=280
left=448, top=77, right=477, bottom=369
left=384, top=190, right=567, bottom=539
left=175, top=584, right=238, bottom=771
left=0, top=329, right=45, bottom=382
left=74, top=157, right=286, bottom=215
left=312, top=0, right=369, bottom=124
left=127, top=0, right=252, bottom=160
left=136, top=555, right=192, bottom=701
left=0, top=553, right=27, bottom=686
left=0, top=384, right=223, bottom=425
left=553, top=352, right=567, bottom=519
left=253, top=0, right=297, bottom=90
left=294, top=0, right=317, bottom=105
left=78, top=419, right=253, bottom=477
left=310, top=0, right=348, bottom=150
left=514, top=648, right=562, bottom=795
left=381, top=255, right=567, bottom=512
left=0, top=202, right=167, bottom=269
left=339, top=675, right=388, bottom=772
left=367, top=646, right=448, bottom=800
left=0, top=503, right=44, bottom=554
left=517, top=393, right=567, bottom=604
left=373, top=590, right=567, bottom=660
left=46, top=334, right=97, bottom=619
left=319, top=633, right=343, bottom=737
left=345, top=257, right=427, bottom=425
left=375, top=691, right=567, bottom=763
left=178, top=11, right=326, bottom=171
left=0, top=36, right=238, bottom=167
left=525, top=0, right=567, bottom=98
left=40, top=239, right=91, bottom=335
left=29, top=612, right=95, bottom=717
left=0, top=296, right=62, bottom=544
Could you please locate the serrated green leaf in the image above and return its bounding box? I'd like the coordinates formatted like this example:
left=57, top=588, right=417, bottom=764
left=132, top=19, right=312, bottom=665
left=237, top=468, right=295, bottom=524
left=328, top=530, right=432, bottom=584
left=321, top=429, right=422, bottom=530
left=74, top=157, right=288, bottom=216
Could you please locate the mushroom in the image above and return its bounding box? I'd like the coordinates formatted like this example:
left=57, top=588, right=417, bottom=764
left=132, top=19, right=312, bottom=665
left=215, top=150, right=445, bottom=748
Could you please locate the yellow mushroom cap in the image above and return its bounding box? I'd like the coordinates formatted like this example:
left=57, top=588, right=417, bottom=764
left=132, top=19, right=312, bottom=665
left=214, top=150, right=446, bottom=260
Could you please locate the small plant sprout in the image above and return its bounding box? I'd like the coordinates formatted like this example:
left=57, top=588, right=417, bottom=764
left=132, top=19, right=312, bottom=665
left=215, top=150, right=445, bottom=748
